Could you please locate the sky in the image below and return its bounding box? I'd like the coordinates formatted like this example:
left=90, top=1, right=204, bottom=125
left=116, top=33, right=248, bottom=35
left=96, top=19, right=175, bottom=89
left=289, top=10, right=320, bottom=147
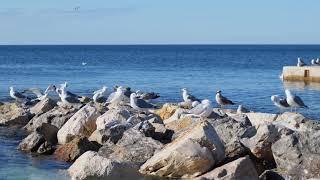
left=0, top=0, right=319, bottom=45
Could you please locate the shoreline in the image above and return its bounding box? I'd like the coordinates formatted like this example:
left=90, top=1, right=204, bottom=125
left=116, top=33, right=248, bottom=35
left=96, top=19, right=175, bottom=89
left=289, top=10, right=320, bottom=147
left=1, top=97, right=320, bottom=179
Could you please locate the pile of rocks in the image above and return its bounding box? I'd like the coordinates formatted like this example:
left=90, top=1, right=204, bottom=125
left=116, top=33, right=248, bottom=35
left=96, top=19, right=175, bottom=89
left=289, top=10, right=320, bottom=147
left=1, top=97, right=320, bottom=180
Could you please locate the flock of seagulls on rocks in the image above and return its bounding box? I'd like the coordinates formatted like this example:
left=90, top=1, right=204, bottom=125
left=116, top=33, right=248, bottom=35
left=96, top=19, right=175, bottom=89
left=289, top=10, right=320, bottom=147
left=9, top=80, right=309, bottom=117
left=297, top=57, right=320, bottom=67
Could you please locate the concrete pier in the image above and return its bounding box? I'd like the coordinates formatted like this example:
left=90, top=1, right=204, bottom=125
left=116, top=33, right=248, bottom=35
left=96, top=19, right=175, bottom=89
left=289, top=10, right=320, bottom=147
left=282, top=66, right=320, bottom=82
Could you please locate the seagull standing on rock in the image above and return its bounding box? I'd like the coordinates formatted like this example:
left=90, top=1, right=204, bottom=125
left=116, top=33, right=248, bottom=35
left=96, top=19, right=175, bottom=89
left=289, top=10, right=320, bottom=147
left=271, top=95, right=290, bottom=112
left=130, top=93, right=157, bottom=113
left=215, top=90, right=235, bottom=109
left=237, top=105, right=249, bottom=114
left=181, top=88, right=200, bottom=107
left=188, top=99, right=213, bottom=118
left=22, top=85, right=56, bottom=101
left=9, top=86, right=30, bottom=103
left=93, top=86, right=107, bottom=103
left=59, top=86, right=81, bottom=104
left=285, top=89, right=308, bottom=112
left=135, top=90, right=160, bottom=101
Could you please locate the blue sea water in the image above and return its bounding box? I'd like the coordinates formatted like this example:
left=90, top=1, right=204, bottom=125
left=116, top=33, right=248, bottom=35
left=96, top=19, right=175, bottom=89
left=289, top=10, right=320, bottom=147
left=1, top=45, right=320, bottom=179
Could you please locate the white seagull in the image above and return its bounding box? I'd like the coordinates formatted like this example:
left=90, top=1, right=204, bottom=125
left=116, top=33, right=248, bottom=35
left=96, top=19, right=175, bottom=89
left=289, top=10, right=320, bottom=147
left=59, top=86, right=81, bottom=104
left=22, top=85, right=56, bottom=101
left=9, top=87, right=29, bottom=103
left=130, top=93, right=157, bottom=113
left=285, top=89, right=308, bottom=112
left=93, top=86, right=108, bottom=103
left=181, top=88, right=200, bottom=107
left=271, top=95, right=290, bottom=112
left=297, top=58, right=306, bottom=67
left=188, top=99, right=213, bottom=118
left=215, top=90, right=235, bottom=109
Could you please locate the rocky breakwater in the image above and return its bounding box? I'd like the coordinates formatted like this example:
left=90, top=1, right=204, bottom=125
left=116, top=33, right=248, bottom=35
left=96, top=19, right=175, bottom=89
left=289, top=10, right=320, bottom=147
left=1, top=97, right=320, bottom=179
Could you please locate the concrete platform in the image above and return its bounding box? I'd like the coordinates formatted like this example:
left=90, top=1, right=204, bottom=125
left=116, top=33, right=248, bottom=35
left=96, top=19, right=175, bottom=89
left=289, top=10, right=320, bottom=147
left=282, top=66, right=320, bottom=82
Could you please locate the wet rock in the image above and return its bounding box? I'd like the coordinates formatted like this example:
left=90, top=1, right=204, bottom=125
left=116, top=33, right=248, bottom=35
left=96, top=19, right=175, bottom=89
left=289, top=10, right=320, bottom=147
left=24, top=104, right=81, bottom=132
left=96, top=105, right=133, bottom=130
left=98, top=128, right=163, bottom=167
left=153, top=103, right=179, bottom=120
left=57, top=103, right=101, bottom=144
left=30, top=97, right=57, bottom=115
left=272, top=131, right=320, bottom=179
left=36, top=123, right=59, bottom=145
left=245, top=112, right=278, bottom=127
left=139, top=121, right=225, bottom=178
left=68, top=151, right=138, bottom=180
left=0, top=103, right=32, bottom=127
left=55, top=136, right=101, bottom=162
left=195, top=156, right=259, bottom=180
left=89, top=124, right=128, bottom=144
left=18, top=131, right=45, bottom=152
left=37, top=141, right=55, bottom=155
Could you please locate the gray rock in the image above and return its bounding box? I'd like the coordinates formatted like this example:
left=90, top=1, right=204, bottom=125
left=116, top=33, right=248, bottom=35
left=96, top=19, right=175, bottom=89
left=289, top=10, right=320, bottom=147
left=0, top=103, right=33, bottom=127
left=30, top=98, right=57, bottom=115
left=36, top=123, right=59, bottom=145
left=24, top=105, right=81, bottom=132
left=272, top=131, right=320, bottom=179
left=195, top=156, right=259, bottom=180
left=68, top=151, right=139, bottom=180
left=98, top=128, right=163, bottom=167
left=18, top=131, right=45, bottom=152
left=89, top=124, right=128, bottom=144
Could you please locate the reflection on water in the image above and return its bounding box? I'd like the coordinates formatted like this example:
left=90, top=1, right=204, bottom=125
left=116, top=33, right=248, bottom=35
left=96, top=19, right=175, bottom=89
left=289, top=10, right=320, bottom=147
left=282, top=80, right=320, bottom=91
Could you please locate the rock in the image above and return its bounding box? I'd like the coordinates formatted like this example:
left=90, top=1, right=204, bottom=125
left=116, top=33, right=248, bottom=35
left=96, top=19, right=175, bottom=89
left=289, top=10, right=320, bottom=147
left=68, top=151, right=139, bottom=180
left=195, top=156, right=259, bottom=180
left=165, top=116, right=195, bottom=133
left=272, top=131, right=320, bottom=179
left=89, top=124, right=128, bottom=144
left=208, top=117, right=251, bottom=162
left=153, top=103, right=178, bottom=120
left=135, top=121, right=173, bottom=143
left=54, top=136, right=101, bottom=162
left=18, top=131, right=45, bottom=152
left=0, top=101, right=3, bottom=106
left=36, top=123, right=59, bottom=145
left=274, top=112, right=320, bottom=132
left=163, top=108, right=189, bottom=124
left=245, top=112, right=278, bottom=127
left=98, top=128, right=163, bottom=167
left=241, top=124, right=281, bottom=161
left=0, top=103, right=32, bottom=127
left=79, top=96, right=91, bottom=104
left=57, top=103, right=101, bottom=144
left=139, top=121, right=225, bottom=178
left=24, top=105, right=81, bottom=132
left=96, top=105, right=133, bottom=130
left=30, top=98, right=57, bottom=115
left=227, top=113, right=252, bottom=126
left=37, top=141, right=55, bottom=155
left=259, top=169, right=286, bottom=180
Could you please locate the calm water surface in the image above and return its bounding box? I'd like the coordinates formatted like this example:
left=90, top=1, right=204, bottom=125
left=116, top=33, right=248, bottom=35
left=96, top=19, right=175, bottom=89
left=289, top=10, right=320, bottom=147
left=0, top=45, right=320, bottom=179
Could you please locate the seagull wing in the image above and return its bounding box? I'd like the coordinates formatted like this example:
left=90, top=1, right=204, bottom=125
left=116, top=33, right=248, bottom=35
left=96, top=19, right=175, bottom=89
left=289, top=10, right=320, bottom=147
left=14, top=91, right=27, bottom=99
left=189, top=104, right=204, bottom=115
left=221, top=95, right=235, bottom=105
left=22, top=88, right=43, bottom=98
left=65, top=96, right=80, bottom=103
left=67, top=91, right=81, bottom=98
left=279, top=98, right=290, bottom=108
left=187, top=94, right=200, bottom=102
left=141, top=92, right=160, bottom=100
left=136, top=98, right=155, bottom=109
left=293, top=96, right=308, bottom=108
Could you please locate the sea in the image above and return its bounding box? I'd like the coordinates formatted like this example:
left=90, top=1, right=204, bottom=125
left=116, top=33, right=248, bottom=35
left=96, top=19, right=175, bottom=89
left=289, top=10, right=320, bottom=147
left=0, top=45, right=320, bottom=179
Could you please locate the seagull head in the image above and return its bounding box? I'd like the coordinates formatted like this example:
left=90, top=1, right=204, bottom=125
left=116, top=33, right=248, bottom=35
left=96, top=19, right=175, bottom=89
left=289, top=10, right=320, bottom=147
left=102, top=86, right=107, bottom=91
left=130, top=93, right=137, bottom=99
left=216, top=90, right=221, bottom=94
left=9, top=86, right=13, bottom=91
left=181, top=88, right=187, bottom=92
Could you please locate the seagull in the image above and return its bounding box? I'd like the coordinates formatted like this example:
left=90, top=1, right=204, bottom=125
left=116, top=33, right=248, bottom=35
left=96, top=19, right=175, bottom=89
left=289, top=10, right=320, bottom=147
left=9, top=87, right=30, bottom=103
left=135, top=90, right=160, bottom=101
left=181, top=88, right=201, bottom=106
left=215, top=90, right=235, bottom=109
left=311, top=59, right=317, bottom=66
left=297, top=58, right=306, bottom=67
left=107, top=86, right=128, bottom=104
left=22, top=85, right=56, bottom=101
left=237, top=105, right=249, bottom=114
left=285, top=89, right=308, bottom=112
left=271, top=95, right=290, bottom=112
left=59, top=86, right=81, bottom=104
left=188, top=99, right=213, bottom=118
left=55, top=82, right=81, bottom=100
left=316, top=58, right=320, bottom=64
left=130, top=93, right=157, bottom=113
left=93, top=86, right=107, bottom=103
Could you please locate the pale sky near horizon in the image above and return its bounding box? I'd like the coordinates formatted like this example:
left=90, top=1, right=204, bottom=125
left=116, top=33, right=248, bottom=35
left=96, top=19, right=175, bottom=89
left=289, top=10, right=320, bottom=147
left=0, top=0, right=319, bottom=44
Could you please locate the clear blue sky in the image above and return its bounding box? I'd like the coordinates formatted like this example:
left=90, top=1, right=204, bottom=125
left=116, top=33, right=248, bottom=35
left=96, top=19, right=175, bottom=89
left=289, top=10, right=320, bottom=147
left=0, top=0, right=319, bottom=44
